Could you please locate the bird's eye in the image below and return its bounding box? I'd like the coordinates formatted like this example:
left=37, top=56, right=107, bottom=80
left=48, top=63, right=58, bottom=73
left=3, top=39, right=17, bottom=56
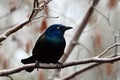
left=57, top=26, right=60, bottom=30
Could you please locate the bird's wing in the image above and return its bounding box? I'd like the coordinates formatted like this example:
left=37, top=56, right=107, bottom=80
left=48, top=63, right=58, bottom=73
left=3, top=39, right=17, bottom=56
left=32, top=34, right=45, bottom=55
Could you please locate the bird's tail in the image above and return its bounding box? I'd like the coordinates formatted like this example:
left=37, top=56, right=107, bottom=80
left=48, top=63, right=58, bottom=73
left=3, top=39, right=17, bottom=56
left=21, top=56, right=35, bottom=72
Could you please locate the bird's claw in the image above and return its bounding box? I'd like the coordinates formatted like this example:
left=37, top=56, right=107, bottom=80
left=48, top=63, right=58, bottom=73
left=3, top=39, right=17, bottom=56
left=56, top=62, right=63, bottom=71
left=35, top=61, right=40, bottom=71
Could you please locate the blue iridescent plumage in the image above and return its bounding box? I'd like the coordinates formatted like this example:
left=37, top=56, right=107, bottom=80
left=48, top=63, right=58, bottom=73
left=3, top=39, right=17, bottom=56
left=21, top=24, right=72, bottom=72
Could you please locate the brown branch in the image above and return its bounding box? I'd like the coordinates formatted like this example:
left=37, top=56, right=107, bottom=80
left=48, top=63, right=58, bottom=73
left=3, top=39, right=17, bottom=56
left=60, top=0, right=100, bottom=63
left=0, top=0, right=52, bottom=43
left=0, top=55, right=120, bottom=76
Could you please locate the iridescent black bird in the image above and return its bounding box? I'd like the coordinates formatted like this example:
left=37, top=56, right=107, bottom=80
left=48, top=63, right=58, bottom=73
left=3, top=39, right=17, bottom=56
left=21, top=24, right=72, bottom=72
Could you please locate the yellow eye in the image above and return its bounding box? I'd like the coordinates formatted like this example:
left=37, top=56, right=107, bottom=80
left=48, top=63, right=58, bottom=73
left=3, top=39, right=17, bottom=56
left=57, top=26, right=60, bottom=30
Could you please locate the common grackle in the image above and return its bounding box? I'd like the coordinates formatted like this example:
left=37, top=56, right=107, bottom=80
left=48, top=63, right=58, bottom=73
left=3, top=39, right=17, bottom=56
left=21, top=24, right=72, bottom=72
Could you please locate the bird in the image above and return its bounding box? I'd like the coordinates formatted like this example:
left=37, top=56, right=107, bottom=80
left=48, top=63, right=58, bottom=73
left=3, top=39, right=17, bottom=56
left=21, top=24, right=72, bottom=72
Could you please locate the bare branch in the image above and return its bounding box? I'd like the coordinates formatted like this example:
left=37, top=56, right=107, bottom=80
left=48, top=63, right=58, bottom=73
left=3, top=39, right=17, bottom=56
left=6, top=75, right=13, bottom=80
left=60, top=0, right=100, bottom=63
left=29, top=0, right=52, bottom=20
left=0, top=55, right=120, bottom=76
left=32, top=16, right=59, bottom=20
left=96, top=43, right=120, bottom=57
left=62, top=56, right=120, bottom=80
left=0, top=40, right=120, bottom=78
left=0, top=19, right=29, bottom=42
left=114, top=34, right=119, bottom=56
left=62, top=63, right=100, bottom=80
left=94, top=7, right=112, bottom=26
left=0, top=0, right=52, bottom=43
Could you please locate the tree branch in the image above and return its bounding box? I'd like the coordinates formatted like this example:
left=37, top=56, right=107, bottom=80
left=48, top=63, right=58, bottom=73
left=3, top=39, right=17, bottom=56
left=0, top=41, right=116, bottom=78
left=60, top=0, right=100, bottom=63
left=0, top=42, right=119, bottom=78
left=0, top=55, right=120, bottom=76
left=62, top=63, right=100, bottom=80
left=0, top=0, right=52, bottom=43
left=63, top=42, right=120, bottom=79
left=96, top=43, right=120, bottom=57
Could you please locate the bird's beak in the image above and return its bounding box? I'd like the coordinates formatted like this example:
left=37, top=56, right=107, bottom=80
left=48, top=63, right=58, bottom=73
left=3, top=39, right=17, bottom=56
left=62, top=26, right=72, bottom=31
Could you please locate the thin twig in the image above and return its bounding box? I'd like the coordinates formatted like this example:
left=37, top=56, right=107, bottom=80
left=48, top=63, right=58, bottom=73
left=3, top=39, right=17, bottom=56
left=78, top=42, right=94, bottom=56
left=94, top=7, right=112, bottom=26
left=32, top=16, right=59, bottom=20
left=29, top=0, right=39, bottom=20
left=6, top=75, right=13, bottom=80
left=62, top=63, right=100, bottom=80
left=96, top=43, right=120, bottom=58
left=29, top=0, right=52, bottom=20
left=72, top=41, right=94, bottom=55
left=114, top=34, right=119, bottom=56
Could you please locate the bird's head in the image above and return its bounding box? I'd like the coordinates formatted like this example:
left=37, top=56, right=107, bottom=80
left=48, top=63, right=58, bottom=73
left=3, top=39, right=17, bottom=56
left=45, top=24, right=72, bottom=38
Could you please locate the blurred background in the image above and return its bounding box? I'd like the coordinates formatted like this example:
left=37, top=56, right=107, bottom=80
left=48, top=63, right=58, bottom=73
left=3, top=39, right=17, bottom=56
left=0, top=0, right=120, bottom=80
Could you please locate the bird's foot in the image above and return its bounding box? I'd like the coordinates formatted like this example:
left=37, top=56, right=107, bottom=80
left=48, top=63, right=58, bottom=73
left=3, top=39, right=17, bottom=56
left=56, top=62, right=63, bottom=72
left=35, top=61, right=40, bottom=71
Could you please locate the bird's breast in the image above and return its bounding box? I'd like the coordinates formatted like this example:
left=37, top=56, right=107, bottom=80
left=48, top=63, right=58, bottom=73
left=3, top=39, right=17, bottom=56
left=47, top=37, right=65, bottom=47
